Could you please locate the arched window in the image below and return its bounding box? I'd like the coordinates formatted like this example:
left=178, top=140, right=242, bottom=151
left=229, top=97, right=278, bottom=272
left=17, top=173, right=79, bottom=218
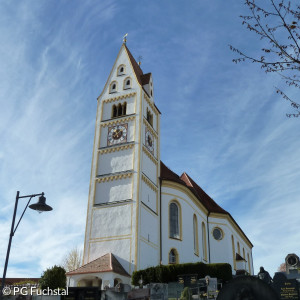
left=114, top=278, right=122, bottom=286
left=111, top=102, right=127, bottom=118
left=202, top=222, right=207, bottom=261
left=193, top=215, right=199, bottom=255
left=232, top=235, right=236, bottom=270
left=122, top=102, right=127, bottom=115
left=169, top=202, right=180, bottom=239
left=146, top=108, right=153, bottom=126
left=117, top=64, right=126, bottom=76
left=109, top=81, right=117, bottom=93
left=237, top=242, right=240, bottom=255
left=169, top=248, right=178, bottom=264
left=112, top=105, right=117, bottom=118
left=243, top=248, right=245, bottom=259
left=247, top=253, right=251, bottom=274
left=124, top=77, right=131, bottom=89
left=117, top=103, right=122, bottom=116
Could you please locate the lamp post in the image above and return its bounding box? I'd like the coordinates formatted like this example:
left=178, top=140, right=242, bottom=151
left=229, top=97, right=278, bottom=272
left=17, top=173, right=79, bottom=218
left=0, top=191, right=53, bottom=298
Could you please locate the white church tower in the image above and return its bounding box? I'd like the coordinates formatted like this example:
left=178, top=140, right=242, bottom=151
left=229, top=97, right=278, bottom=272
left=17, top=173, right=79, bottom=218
left=82, top=41, right=161, bottom=280
left=66, top=42, right=254, bottom=288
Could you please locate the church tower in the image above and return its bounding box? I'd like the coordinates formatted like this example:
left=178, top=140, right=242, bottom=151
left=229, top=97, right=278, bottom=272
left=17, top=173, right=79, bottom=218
left=82, top=42, right=161, bottom=276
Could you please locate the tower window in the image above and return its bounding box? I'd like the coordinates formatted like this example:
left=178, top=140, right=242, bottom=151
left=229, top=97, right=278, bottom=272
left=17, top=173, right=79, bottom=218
left=109, top=81, right=117, bottom=93
left=124, top=77, right=131, bottom=89
left=112, top=102, right=127, bottom=118
left=169, top=248, right=178, bottom=264
left=169, top=202, right=180, bottom=239
left=146, top=108, right=153, bottom=126
left=117, top=65, right=126, bottom=76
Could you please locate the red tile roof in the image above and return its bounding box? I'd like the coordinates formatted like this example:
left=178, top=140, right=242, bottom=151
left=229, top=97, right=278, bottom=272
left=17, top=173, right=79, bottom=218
left=124, top=45, right=144, bottom=86
left=66, top=253, right=130, bottom=277
left=160, top=161, right=253, bottom=247
left=161, top=161, right=226, bottom=214
left=124, top=45, right=161, bottom=115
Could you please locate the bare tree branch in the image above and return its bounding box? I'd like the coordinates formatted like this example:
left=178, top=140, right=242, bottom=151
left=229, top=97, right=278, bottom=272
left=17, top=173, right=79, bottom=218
left=230, top=0, right=300, bottom=117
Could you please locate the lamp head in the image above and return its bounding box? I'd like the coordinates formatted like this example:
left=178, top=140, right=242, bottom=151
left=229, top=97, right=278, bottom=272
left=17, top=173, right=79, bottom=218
left=29, top=193, right=53, bottom=213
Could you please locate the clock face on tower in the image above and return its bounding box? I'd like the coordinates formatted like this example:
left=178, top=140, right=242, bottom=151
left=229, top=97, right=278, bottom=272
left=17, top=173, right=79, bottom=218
left=107, top=124, right=128, bottom=145
left=145, top=130, right=154, bottom=153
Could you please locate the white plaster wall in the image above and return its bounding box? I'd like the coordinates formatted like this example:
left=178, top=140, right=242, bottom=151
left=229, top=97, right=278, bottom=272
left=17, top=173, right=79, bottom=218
left=89, top=238, right=132, bottom=273
left=208, top=219, right=232, bottom=265
left=139, top=239, right=160, bottom=270
left=97, top=148, right=133, bottom=175
left=140, top=206, right=159, bottom=246
left=90, top=204, right=132, bottom=239
left=161, top=186, right=208, bottom=265
left=99, top=121, right=135, bottom=148
left=141, top=152, right=157, bottom=184
left=95, top=177, right=132, bottom=204
left=102, top=95, right=135, bottom=120
left=209, top=216, right=253, bottom=274
left=141, top=180, right=157, bottom=212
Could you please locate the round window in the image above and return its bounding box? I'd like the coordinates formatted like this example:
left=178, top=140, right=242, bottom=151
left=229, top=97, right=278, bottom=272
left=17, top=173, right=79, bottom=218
left=213, top=228, right=223, bottom=240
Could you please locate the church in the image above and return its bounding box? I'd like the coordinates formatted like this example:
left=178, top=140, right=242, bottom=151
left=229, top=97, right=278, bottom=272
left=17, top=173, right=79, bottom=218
left=66, top=42, right=254, bottom=288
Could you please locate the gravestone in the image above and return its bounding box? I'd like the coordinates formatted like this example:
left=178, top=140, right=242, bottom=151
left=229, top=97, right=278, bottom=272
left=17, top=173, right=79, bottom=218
left=100, top=290, right=127, bottom=300
left=149, top=283, right=168, bottom=300
left=127, top=288, right=150, bottom=299
left=216, top=276, right=279, bottom=300
left=64, top=287, right=100, bottom=300
left=273, top=272, right=299, bottom=300
left=167, top=282, right=184, bottom=299
left=207, top=277, right=218, bottom=298
left=177, top=274, right=198, bottom=287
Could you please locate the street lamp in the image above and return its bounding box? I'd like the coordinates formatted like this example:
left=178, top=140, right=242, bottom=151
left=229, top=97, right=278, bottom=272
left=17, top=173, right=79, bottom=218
left=1, top=191, right=53, bottom=298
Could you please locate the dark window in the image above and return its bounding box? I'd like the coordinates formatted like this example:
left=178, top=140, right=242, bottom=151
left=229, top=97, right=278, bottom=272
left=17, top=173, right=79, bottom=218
left=117, top=103, right=122, bottom=116
left=169, top=203, right=179, bottom=239
left=111, top=102, right=127, bottom=118
left=110, top=81, right=117, bottom=93
left=147, top=109, right=153, bottom=126
left=169, top=249, right=177, bottom=264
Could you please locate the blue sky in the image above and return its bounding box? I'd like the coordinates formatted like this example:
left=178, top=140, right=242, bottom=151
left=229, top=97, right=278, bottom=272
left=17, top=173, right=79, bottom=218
left=1, top=0, right=300, bottom=278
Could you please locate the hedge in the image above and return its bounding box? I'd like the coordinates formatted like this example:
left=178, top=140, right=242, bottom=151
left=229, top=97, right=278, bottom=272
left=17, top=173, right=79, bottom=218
left=132, top=262, right=232, bottom=285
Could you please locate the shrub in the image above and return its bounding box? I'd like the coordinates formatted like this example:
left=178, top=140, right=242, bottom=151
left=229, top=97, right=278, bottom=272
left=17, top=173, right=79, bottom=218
left=132, top=262, right=232, bottom=285
left=39, top=265, right=66, bottom=290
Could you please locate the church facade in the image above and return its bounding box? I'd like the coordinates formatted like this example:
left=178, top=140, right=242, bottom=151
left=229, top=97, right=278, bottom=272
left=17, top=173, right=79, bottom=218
left=66, top=43, right=254, bottom=288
